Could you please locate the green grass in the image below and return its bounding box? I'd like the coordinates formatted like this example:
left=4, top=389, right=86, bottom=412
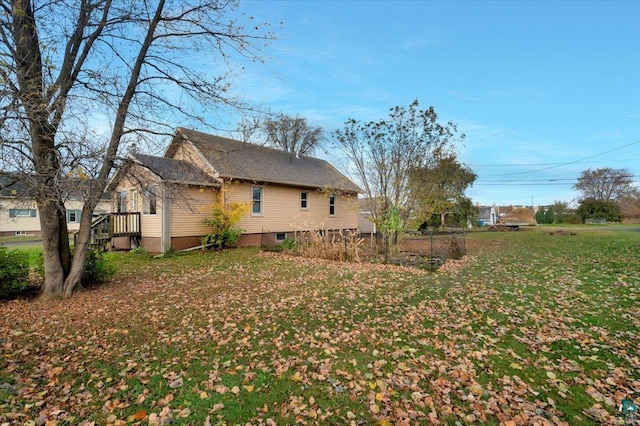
left=1, top=229, right=639, bottom=424
left=4, top=244, right=43, bottom=268
left=0, top=235, right=42, bottom=244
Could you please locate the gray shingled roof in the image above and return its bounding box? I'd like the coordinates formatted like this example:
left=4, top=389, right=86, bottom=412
left=174, top=128, right=361, bottom=193
left=131, top=152, right=219, bottom=187
left=478, top=206, right=493, bottom=219
left=0, top=175, right=29, bottom=197
left=1, top=174, right=112, bottom=200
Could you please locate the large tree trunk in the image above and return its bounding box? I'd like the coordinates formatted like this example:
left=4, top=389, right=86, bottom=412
left=37, top=176, right=72, bottom=297
left=62, top=199, right=100, bottom=296
left=5, top=0, right=269, bottom=297
left=38, top=199, right=70, bottom=296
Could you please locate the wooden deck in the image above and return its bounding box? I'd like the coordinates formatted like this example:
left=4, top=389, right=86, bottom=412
left=76, top=212, right=141, bottom=250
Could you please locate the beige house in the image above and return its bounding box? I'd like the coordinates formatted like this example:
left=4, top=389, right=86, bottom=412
left=107, top=128, right=361, bottom=252
left=0, top=177, right=111, bottom=237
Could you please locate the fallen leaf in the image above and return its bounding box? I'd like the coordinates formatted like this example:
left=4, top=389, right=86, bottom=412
left=132, top=410, right=146, bottom=420
left=168, top=377, right=183, bottom=388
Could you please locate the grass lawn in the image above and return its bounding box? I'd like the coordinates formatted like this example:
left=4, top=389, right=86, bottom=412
left=0, top=235, right=42, bottom=244
left=1, top=229, right=638, bottom=425
left=4, top=245, right=43, bottom=269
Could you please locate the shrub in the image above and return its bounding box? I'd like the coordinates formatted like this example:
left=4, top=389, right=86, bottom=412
left=35, top=252, right=45, bottom=280
left=202, top=202, right=249, bottom=250
left=0, top=247, right=29, bottom=298
left=82, top=249, right=115, bottom=283
left=202, top=228, right=242, bottom=249
left=265, top=237, right=297, bottom=253
left=279, top=238, right=297, bottom=250
left=559, top=213, right=582, bottom=224
left=577, top=198, right=622, bottom=223
left=36, top=249, right=115, bottom=284
left=130, top=246, right=148, bottom=255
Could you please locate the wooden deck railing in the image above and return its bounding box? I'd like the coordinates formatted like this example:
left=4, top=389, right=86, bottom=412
left=74, top=212, right=141, bottom=250
left=109, top=212, right=141, bottom=237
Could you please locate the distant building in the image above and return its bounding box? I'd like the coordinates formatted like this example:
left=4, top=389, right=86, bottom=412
left=0, top=176, right=112, bottom=237
left=477, top=205, right=498, bottom=226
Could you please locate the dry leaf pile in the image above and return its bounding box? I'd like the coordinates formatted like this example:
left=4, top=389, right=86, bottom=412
left=1, top=231, right=639, bottom=425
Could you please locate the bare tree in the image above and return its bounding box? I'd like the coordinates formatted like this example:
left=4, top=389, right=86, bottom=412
left=333, top=100, right=464, bottom=253
left=574, top=168, right=634, bottom=203
left=236, top=113, right=265, bottom=144
left=263, top=114, right=323, bottom=156
left=0, top=0, right=275, bottom=297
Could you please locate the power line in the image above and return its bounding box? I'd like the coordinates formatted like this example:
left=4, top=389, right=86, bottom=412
left=470, top=156, right=640, bottom=167
left=488, top=139, right=640, bottom=176
left=475, top=181, right=640, bottom=186
left=477, top=174, right=638, bottom=183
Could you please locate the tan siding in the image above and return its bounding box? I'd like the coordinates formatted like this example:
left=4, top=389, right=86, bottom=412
left=170, top=186, right=219, bottom=237
left=140, top=211, right=162, bottom=237
left=223, top=181, right=358, bottom=234
left=112, top=165, right=163, bottom=238
left=170, top=142, right=216, bottom=176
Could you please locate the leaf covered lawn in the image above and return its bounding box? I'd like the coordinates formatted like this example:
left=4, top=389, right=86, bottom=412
left=1, top=230, right=639, bottom=425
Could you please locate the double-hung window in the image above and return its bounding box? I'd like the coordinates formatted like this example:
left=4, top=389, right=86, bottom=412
left=131, top=189, right=138, bottom=212
left=116, top=191, right=128, bottom=213
left=252, top=186, right=263, bottom=215
left=143, top=186, right=157, bottom=215
left=300, top=191, right=308, bottom=209
left=66, top=210, right=81, bottom=223
left=329, top=194, right=336, bottom=216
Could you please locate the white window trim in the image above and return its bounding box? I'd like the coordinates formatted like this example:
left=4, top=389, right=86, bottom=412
left=131, top=189, right=138, bottom=212
left=15, top=209, right=32, bottom=217
left=275, top=232, right=287, bottom=242
left=117, top=190, right=128, bottom=213
left=300, top=191, right=309, bottom=210
left=329, top=194, right=336, bottom=216
left=252, top=186, right=263, bottom=216
left=143, top=186, right=158, bottom=215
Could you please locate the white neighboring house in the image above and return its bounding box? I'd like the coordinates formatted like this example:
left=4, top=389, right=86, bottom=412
left=0, top=177, right=112, bottom=237
left=477, top=205, right=498, bottom=226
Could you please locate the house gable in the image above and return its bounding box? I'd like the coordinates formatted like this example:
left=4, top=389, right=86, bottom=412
left=168, top=128, right=362, bottom=193
left=108, top=129, right=361, bottom=251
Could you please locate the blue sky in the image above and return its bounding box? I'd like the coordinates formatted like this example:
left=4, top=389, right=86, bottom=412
left=231, top=0, right=640, bottom=207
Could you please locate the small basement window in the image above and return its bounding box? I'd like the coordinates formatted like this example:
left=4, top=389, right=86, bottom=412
left=275, top=232, right=287, bottom=242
